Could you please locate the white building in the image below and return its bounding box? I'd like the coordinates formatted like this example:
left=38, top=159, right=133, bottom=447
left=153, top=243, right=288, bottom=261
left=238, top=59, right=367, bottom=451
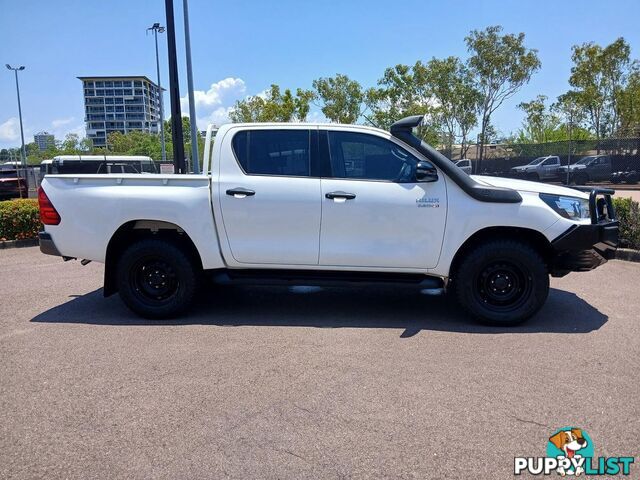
left=78, top=76, right=162, bottom=148
left=34, top=131, right=55, bottom=151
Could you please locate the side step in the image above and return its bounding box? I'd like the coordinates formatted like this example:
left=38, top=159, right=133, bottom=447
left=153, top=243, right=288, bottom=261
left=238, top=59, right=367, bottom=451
left=209, top=268, right=444, bottom=289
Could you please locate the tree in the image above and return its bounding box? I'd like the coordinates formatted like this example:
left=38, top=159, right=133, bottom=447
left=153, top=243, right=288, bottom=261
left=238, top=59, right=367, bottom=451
left=164, top=116, right=193, bottom=144
left=59, top=133, right=81, bottom=154
left=616, top=68, right=640, bottom=136
left=108, top=130, right=165, bottom=159
left=465, top=25, right=541, bottom=168
left=516, top=95, right=592, bottom=144
left=419, top=57, right=481, bottom=158
left=552, top=92, right=592, bottom=141
left=517, top=95, right=560, bottom=143
left=0, top=149, right=9, bottom=162
left=312, top=74, right=364, bottom=123
left=564, top=38, right=633, bottom=140
left=364, top=64, right=441, bottom=145
left=229, top=84, right=314, bottom=123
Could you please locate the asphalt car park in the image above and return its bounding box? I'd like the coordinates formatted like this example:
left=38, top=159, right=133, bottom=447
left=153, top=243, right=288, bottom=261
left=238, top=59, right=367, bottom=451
left=1, top=246, right=639, bottom=479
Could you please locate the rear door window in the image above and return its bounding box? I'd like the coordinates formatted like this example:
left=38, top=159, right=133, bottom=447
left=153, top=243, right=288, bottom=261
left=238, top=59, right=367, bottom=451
left=232, top=130, right=310, bottom=177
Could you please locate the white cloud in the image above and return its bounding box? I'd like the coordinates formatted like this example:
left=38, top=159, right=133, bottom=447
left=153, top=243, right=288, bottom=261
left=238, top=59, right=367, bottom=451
left=0, top=117, right=20, bottom=142
left=51, top=117, right=75, bottom=128
left=180, top=77, right=246, bottom=129
left=306, top=110, right=329, bottom=123
left=48, top=117, right=85, bottom=141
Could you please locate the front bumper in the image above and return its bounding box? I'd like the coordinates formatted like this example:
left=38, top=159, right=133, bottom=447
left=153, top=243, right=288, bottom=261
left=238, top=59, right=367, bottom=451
left=39, top=232, right=62, bottom=257
left=550, top=221, right=619, bottom=275
left=549, top=187, right=619, bottom=276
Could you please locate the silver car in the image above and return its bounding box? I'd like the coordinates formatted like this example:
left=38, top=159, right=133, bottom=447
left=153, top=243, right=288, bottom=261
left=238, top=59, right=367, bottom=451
left=511, top=156, right=561, bottom=181
left=455, top=159, right=473, bottom=174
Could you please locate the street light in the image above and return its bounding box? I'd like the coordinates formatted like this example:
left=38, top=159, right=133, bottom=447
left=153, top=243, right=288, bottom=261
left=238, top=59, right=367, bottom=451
left=147, top=23, right=167, bottom=163
left=6, top=64, right=27, bottom=167
left=183, top=0, right=200, bottom=173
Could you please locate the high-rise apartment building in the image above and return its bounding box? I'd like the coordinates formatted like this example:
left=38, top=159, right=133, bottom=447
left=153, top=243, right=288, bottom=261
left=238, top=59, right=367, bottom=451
left=34, top=131, right=55, bottom=151
left=78, top=76, right=162, bottom=148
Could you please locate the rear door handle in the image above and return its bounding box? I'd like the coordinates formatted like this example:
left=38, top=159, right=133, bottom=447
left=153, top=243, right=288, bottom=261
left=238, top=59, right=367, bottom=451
left=226, top=187, right=255, bottom=198
left=325, top=191, right=356, bottom=200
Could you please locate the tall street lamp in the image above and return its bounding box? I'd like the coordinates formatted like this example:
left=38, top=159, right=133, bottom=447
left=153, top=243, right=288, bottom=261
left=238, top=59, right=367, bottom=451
left=183, top=0, right=199, bottom=173
left=6, top=64, right=27, bottom=167
left=147, top=23, right=167, bottom=163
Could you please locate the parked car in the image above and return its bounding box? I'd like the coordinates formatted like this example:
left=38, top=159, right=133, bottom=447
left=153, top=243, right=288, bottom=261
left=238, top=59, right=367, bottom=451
left=559, top=155, right=612, bottom=185
left=0, top=170, right=28, bottom=200
left=0, top=161, right=23, bottom=171
left=611, top=169, right=638, bottom=184
left=455, top=159, right=472, bottom=174
left=38, top=116, right=619, bottom=326
left=39, top=155, right=158, bottom=182
left=510, top=156, right=562, bottom=181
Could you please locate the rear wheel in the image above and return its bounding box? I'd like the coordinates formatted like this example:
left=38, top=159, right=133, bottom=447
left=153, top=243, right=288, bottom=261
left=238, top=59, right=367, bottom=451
left=452, top=240, right=549, bottom=326
left=117, top=238, right=199, bottom=319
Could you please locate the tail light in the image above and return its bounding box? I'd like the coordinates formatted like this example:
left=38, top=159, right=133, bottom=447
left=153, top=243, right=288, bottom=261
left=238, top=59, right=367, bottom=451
left=38, top=186, right=61, bottom=225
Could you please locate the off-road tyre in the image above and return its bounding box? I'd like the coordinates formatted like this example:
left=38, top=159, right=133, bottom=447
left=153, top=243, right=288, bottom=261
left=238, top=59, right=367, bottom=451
left=453, top=240, right=549, bottom=326
left=116, top=238, right=199, bottom=319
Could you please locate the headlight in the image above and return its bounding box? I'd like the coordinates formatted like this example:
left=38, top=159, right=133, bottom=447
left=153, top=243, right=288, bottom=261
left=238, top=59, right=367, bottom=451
left=539, top=193, right=590, bottom=221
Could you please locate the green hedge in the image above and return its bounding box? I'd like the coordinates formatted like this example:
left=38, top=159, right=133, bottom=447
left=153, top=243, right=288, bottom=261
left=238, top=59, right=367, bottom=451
left=613, top=197, right=640, bottom=250
left=0, top=199, right=41, bottom=241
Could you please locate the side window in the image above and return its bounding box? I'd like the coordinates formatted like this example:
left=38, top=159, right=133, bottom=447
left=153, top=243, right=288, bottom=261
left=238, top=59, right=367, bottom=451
left=327, top=131, right=420, bottom=182
left=232, top=130, right=310, bottom=176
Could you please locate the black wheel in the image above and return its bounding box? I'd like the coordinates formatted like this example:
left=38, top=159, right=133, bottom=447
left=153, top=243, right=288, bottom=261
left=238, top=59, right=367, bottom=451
left=116, top=238, right=199, bottom=319
left=526, top=172, right=539, bottom=181
left=574, top=173, right=588, bottom=185
left=452, top=240, right=549, bottom=326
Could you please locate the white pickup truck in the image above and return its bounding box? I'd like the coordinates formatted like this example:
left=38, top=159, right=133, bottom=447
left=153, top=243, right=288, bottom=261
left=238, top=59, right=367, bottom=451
left=38, top=116, right=619, bottom=325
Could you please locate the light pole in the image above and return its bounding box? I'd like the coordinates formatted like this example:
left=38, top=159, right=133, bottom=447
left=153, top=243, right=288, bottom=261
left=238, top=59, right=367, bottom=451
left=164, top=0, right=186, bottom=173
left=147, top=23, right=167, bottom=163
left=566, top=117, right=573, bottom=185
left=183, top=0, right=199, bottom=173
left=6, top=64, right=26, bottom=167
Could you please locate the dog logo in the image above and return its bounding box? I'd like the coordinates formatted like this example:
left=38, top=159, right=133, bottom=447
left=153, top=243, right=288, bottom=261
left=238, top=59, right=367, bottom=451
left=515, top=427, right=634, bottom=476
left=548, top=428, right=590, bottom=476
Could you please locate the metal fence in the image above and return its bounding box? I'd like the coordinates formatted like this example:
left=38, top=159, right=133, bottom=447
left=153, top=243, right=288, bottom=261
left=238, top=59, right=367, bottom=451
left=451, top=137, right=640, bottom=186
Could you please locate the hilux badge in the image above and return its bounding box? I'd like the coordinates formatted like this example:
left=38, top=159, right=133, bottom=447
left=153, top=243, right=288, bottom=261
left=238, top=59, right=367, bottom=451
left=416, top=196, right=440, bottom=208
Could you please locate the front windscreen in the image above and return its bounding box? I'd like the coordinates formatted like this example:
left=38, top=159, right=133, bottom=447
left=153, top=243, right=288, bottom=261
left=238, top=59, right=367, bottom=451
left=576, top=156, right=596, bottom=165
left=527, top=157, right=546, bottom=165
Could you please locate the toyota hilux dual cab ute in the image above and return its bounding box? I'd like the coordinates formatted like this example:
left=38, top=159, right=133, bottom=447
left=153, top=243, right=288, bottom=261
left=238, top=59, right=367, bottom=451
left=510, top=155, right=562, bottom=181
left=559, top=155, right=612, bottom=185
left=37, top=116, right=619, bottom=325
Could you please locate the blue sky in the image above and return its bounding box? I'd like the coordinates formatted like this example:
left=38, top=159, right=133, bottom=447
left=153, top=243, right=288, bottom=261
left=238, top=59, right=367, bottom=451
left=1, top=0, right=639, bottom=149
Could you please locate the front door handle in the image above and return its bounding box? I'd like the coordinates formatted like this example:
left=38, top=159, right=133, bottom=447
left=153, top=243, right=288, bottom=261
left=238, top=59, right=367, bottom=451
left=226, top=187, right=255, bottom=198
left=325, top=191, right=356, bottom=200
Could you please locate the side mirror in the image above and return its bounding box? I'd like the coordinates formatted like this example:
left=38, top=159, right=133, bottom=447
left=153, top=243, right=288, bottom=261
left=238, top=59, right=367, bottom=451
left=415, top=161, right=438, bottom=182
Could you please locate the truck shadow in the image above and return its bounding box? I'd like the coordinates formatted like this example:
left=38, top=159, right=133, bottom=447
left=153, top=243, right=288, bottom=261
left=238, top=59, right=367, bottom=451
left=30, top=285, right=608, bottom=335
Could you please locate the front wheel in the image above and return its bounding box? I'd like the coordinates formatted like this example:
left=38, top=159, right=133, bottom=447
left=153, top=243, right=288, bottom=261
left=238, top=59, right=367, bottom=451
left=116, top=238, right=199, bottom=319
left=574, top=173, right=588, bottom=185
left=452, top=240, right=549, bottom=326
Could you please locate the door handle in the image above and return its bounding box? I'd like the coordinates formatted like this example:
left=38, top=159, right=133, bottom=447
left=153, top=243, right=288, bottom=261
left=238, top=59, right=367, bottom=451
left=325, top=191, right=356, bottom=200
left=226, top=187, right=255, bottom=198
